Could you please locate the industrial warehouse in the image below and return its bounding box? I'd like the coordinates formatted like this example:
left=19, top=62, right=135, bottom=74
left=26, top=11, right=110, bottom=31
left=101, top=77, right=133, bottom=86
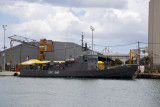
left=0, top=38, right=82, bottom=70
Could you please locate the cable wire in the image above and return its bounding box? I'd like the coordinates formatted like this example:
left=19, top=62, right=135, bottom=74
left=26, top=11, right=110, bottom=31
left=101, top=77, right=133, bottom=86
left=88, top=42, right=137, bottom=47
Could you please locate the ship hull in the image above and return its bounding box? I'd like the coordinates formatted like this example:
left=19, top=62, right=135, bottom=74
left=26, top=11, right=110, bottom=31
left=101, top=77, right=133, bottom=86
left=20, top=65, right=138, bottom=79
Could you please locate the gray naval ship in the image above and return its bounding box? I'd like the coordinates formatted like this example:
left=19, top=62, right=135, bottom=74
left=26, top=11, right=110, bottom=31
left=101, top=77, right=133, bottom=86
left=20, top=51, right=138, bottom=79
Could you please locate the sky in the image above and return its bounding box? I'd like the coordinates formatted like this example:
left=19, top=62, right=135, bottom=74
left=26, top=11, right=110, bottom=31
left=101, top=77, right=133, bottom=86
left=0, top=0, right=150, bottom=54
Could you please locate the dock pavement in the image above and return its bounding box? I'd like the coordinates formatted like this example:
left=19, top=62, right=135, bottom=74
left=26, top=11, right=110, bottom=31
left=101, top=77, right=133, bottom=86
left=0, top=71, right=20, bottom=76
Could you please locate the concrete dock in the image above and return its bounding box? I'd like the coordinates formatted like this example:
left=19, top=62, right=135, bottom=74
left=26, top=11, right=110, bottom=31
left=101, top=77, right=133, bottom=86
left=0, top=71, right=20, bottom=76
left=137, top=73, right=160, bottom=79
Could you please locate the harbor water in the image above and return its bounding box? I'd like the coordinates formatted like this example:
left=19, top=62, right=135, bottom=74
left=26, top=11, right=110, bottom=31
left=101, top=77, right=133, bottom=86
left=0, top=77, right=160, bottom=107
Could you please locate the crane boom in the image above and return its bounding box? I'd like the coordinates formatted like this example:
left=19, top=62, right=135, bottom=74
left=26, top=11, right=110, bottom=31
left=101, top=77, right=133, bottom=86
left=8, top=35, right=39, bottom=47
left=8, top=35, right=54, bottom=63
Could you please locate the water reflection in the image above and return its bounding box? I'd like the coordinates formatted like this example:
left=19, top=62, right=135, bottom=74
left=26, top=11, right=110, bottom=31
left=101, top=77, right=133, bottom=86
left=0, top=77, right=160, bottom=107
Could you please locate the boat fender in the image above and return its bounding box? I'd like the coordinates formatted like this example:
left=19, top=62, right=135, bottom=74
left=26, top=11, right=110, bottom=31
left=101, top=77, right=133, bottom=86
left=14, top=73, right=18, bottom=76
left=74, top=59, right=78, bottom=63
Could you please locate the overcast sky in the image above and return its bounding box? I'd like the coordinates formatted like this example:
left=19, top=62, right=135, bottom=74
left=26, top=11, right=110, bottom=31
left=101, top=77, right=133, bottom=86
left=0, top=0, right=150, bottom=54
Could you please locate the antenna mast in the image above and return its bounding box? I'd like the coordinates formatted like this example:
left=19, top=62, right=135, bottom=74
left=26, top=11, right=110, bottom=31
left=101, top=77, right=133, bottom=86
left=81, top=32, right=84, bottom=50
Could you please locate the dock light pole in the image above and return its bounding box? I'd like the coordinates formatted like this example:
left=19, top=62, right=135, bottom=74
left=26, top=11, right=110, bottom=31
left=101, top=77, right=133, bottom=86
left=138, top=41, right=140, bottom=71
left=90, top=26, right=95, bottom=51
left=3, top=25, right=7, bottom=71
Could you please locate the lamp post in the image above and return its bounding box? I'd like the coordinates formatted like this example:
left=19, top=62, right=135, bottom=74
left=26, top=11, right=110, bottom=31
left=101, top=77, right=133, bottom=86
left=3, top=25, right=7, bottom=71
left=90, top=26, right=95, bottom=51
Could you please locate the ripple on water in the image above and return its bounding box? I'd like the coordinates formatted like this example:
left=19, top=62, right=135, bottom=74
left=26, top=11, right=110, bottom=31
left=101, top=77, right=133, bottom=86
left=0, top=77, right=160, bottom=107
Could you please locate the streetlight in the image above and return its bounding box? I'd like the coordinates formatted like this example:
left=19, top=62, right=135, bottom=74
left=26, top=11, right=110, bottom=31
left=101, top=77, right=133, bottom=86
left=90, top=26, right=95, bottom=51
left=3, top=25, right=7, bottom=71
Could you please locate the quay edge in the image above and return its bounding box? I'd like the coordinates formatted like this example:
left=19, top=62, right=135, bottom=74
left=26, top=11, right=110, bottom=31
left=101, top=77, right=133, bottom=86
left=137, top=73, right=160, bottom=79
left=0, top=71, right=20, bottom=76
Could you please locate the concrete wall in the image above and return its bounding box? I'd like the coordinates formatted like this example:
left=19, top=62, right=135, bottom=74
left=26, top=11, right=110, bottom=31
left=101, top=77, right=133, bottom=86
left=0, top=41, right=82, bottom=69
left=148, top=0, right=160, bottom=65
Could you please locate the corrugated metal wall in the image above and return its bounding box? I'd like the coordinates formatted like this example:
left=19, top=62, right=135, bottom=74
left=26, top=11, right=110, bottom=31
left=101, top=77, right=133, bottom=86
left=0, top=41, right=82, bottom=69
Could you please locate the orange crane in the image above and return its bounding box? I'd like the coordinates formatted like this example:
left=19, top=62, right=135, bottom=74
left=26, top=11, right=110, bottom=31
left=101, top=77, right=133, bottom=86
left=129, top=49, right=132, bottom=64
left=8, top=35, right=54, bottom=65
left=38, top=39, right=54, bottom=60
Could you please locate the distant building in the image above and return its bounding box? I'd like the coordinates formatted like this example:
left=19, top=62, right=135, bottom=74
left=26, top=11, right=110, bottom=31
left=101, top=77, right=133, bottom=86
left=104, top=53, right=129, bottom=64
left=148, top=0, right=160, bottom=67
left=103, top=47, right=149, bottom=64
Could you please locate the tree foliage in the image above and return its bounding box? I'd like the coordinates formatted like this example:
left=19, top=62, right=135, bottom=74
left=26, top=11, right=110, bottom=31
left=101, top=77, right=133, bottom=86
left=114, top=59, right=123, bottom=65
left=125, top=60, right=133, bottom=64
